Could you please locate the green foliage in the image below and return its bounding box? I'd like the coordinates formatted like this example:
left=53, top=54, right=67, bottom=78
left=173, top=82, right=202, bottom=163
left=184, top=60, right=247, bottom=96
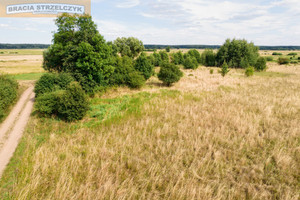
left=159, top=50, right=169, bottom=63
left=114, top=37, right=144, bottom=58
left=245, top=66, right=254, bottom=77
left=219, top=61, right=230, bottom=77
left=216, top=39, right=259, bottom=68
left=266, top=56, right=274, bottom=61
left=127, top=71, right=145, bottom=89
left=187, top=49, right=201, bottom=63
left=201, top=49, right=216, bottom=66
left=287, top=53, right=297, bottom=56
left=290, top=60, right=298, bottom=64
left=170, top=51, right=184, bottom=65
left=278, top=57, right=290, bottom=65
left=240, top=58, right=250, bottom=69
left=109, top=56, right=146, bottom=88
left=298, top=57, right=300, bottom=60
left=34, top=73, right=74, bottom=97
left=183, top=55, right=198, bottom=69
left=255, top=57, right=267, bottom=71
left=210, top=69, right=214, bottom=74
left=134, top=53, right=154, bottom=80
left=0, top=75, right=18, bottom=120
left=35, top=82, right=89, bottom=121
left=152, top=51, right=162, bottom=67
left=166, top=46, right=171, bottom=53
left=57, top=82, right=90, bottom=121
left=158, top=62, right=183, bottom=86
left=35, top=90, right=62, bottom=116
left=272, top=52, right=283, bottom=56
left=43, top=13, right=114, bottom=94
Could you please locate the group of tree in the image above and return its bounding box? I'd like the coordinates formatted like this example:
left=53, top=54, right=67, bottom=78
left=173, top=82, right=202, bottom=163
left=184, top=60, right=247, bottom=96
left=36, top=14, right=183, bottom=121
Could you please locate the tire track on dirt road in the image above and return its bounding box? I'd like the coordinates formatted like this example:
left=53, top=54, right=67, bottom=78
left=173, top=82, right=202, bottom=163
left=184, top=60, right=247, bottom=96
left=0, top=86, right=35, bottom=178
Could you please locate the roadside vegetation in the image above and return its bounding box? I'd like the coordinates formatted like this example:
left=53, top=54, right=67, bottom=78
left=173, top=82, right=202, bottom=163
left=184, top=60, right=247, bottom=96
left=0, top=75, right=18, bottom=122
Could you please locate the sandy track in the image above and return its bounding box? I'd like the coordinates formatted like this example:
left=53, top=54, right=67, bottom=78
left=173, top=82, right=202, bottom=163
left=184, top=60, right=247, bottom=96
left=0, top=86, right=35, bottom=178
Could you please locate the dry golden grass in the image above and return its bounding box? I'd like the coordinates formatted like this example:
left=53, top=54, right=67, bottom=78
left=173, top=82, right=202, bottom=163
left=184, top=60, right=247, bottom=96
left=0, top=63, right=299, bottom=199
left=0, top=55, right=44, bottom=74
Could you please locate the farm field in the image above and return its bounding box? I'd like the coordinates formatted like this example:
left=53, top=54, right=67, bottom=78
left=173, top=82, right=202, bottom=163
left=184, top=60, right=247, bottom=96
left=0, top=52, right=299, bottom=199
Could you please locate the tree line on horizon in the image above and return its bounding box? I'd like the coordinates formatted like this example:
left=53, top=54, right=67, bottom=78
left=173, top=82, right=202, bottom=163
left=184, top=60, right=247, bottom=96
left=1, top=43, right=300, bottom=51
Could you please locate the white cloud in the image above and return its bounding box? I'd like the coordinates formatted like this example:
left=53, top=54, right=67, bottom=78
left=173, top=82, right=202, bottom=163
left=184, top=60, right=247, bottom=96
left=115, top=0, right=140, bottom=8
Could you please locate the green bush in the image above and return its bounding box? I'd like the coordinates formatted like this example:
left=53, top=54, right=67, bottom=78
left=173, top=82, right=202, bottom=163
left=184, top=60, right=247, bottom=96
left=36, top=82, right=89, bottom=121
left=210, top=69, right=214, bottom=74
left=159, top=50, right=169, bottom=63
left=152, top=51, right=162, bottom=66
left=134, top=53, right=154, bottom=80
left=219, top=61, right=230, bottom=77
left=57, top=82, right=90, bottom=121
left=35, top=90, right=62, bottom=116
left=216, top=39, right=259, bottom=68
left=298, top=57, right=300, bottom=60
left=278, top=57, right=290, bottom=65
left=201, top=49, right=216, bottom=66
left=290, top=60, right=298, bottom=64
left=127, top=71, right=145, bottom=89
left=170, top=51, right=184, bottom=65
left=240, top=58, right=250, bottom=69
left=245, top=66, right=254, bottom=77
left=187, top=49, right=201, bottom=64
left=287, top=53, right=297, bottom=56
left=0, top=75, right=18, bottom=120
left=158, top=62, right=183, bottom=86
left=34, top=73, right=74, bottom=97
left=110, top=56, right=145, bottom=88
left=272, top=52, right=282, bottom=56
left=266, top=56, right=274, bottom=61
left=254, top=57, right=267, bottom=71
left=183, top=55, right=198, bottom=69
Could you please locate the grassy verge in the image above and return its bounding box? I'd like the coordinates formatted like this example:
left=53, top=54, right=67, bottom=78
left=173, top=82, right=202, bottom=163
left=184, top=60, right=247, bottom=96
left=9, top=73, right=45, bottom=81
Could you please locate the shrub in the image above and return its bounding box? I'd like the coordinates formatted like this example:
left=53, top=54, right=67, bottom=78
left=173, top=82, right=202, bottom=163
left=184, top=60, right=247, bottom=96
left=245, top=66, right=254, bottom=77
left=134, top=53, right=154, bottom=80
left=278, top=57, right=290, bottom=65
left=0, top=75, right=18, bottom=120
left=254, top=57, right=267, bottom=71
left=216, top=39, right=259, bottom=68
left=266, top=56, right=274, bottom=61
left=166, top=46, right=171, bottom=53
left=201, top=49, right=216, bottom=66
left=35, top=82, right=89, bottom=121
left=152, top=51, right=162, bottom=66
left=35, top=90, right=62, bottom=116
left=287, top=53, right=297, bottom=56
left=298, top=57, right=300, bottom=60
left=127, top=71, right=145, bottom=89
left=272, top=52, right=282, bottom=56
left=219, top=61, right=230, bottom=77
left=290, top=60, right=298, bottom=64
left=187, top=49, right=201, bottom=63
left=210, top=69, right=214, bottom=74
left=171, top=51, right=184, bottom=65
left=240, top=58, right=250, bottom=69
left=183, top=55, right=198, bottom=69
left=34, top=73, right=74, bottom=97
left=159, top=50, right=169, bottom=63
left=57, top=82, right=89, bottom=121
left=158, top=62, right=183, bottom=86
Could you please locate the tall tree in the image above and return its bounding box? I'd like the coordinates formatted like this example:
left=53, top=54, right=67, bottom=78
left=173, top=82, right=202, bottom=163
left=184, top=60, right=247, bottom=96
left=114, top=37, right=144, bottom=58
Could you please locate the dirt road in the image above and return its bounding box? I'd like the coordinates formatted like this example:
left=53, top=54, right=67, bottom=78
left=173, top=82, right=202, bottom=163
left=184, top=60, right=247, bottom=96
left=0, top=86, right=35, bottom=178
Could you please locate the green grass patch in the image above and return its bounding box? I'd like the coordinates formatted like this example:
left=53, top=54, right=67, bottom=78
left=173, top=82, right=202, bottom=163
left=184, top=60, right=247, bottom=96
left=10, top=73, right=45, bottom=81
left=254, top=71, right=293, bottom=78
left=0, top=49, right=45, bottom=55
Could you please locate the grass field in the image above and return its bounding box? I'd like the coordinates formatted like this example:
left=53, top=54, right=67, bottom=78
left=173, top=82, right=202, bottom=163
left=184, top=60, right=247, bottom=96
left=0, top=59, right=299, bottom=199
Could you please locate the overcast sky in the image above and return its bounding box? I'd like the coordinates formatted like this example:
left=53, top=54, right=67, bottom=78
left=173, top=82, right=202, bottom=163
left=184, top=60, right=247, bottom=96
left=0, top=0, right=300, bottom=45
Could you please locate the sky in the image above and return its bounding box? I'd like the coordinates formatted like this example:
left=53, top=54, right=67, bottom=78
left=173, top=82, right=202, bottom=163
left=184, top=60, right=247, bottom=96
left=0, top=0, right=300, bottom=45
